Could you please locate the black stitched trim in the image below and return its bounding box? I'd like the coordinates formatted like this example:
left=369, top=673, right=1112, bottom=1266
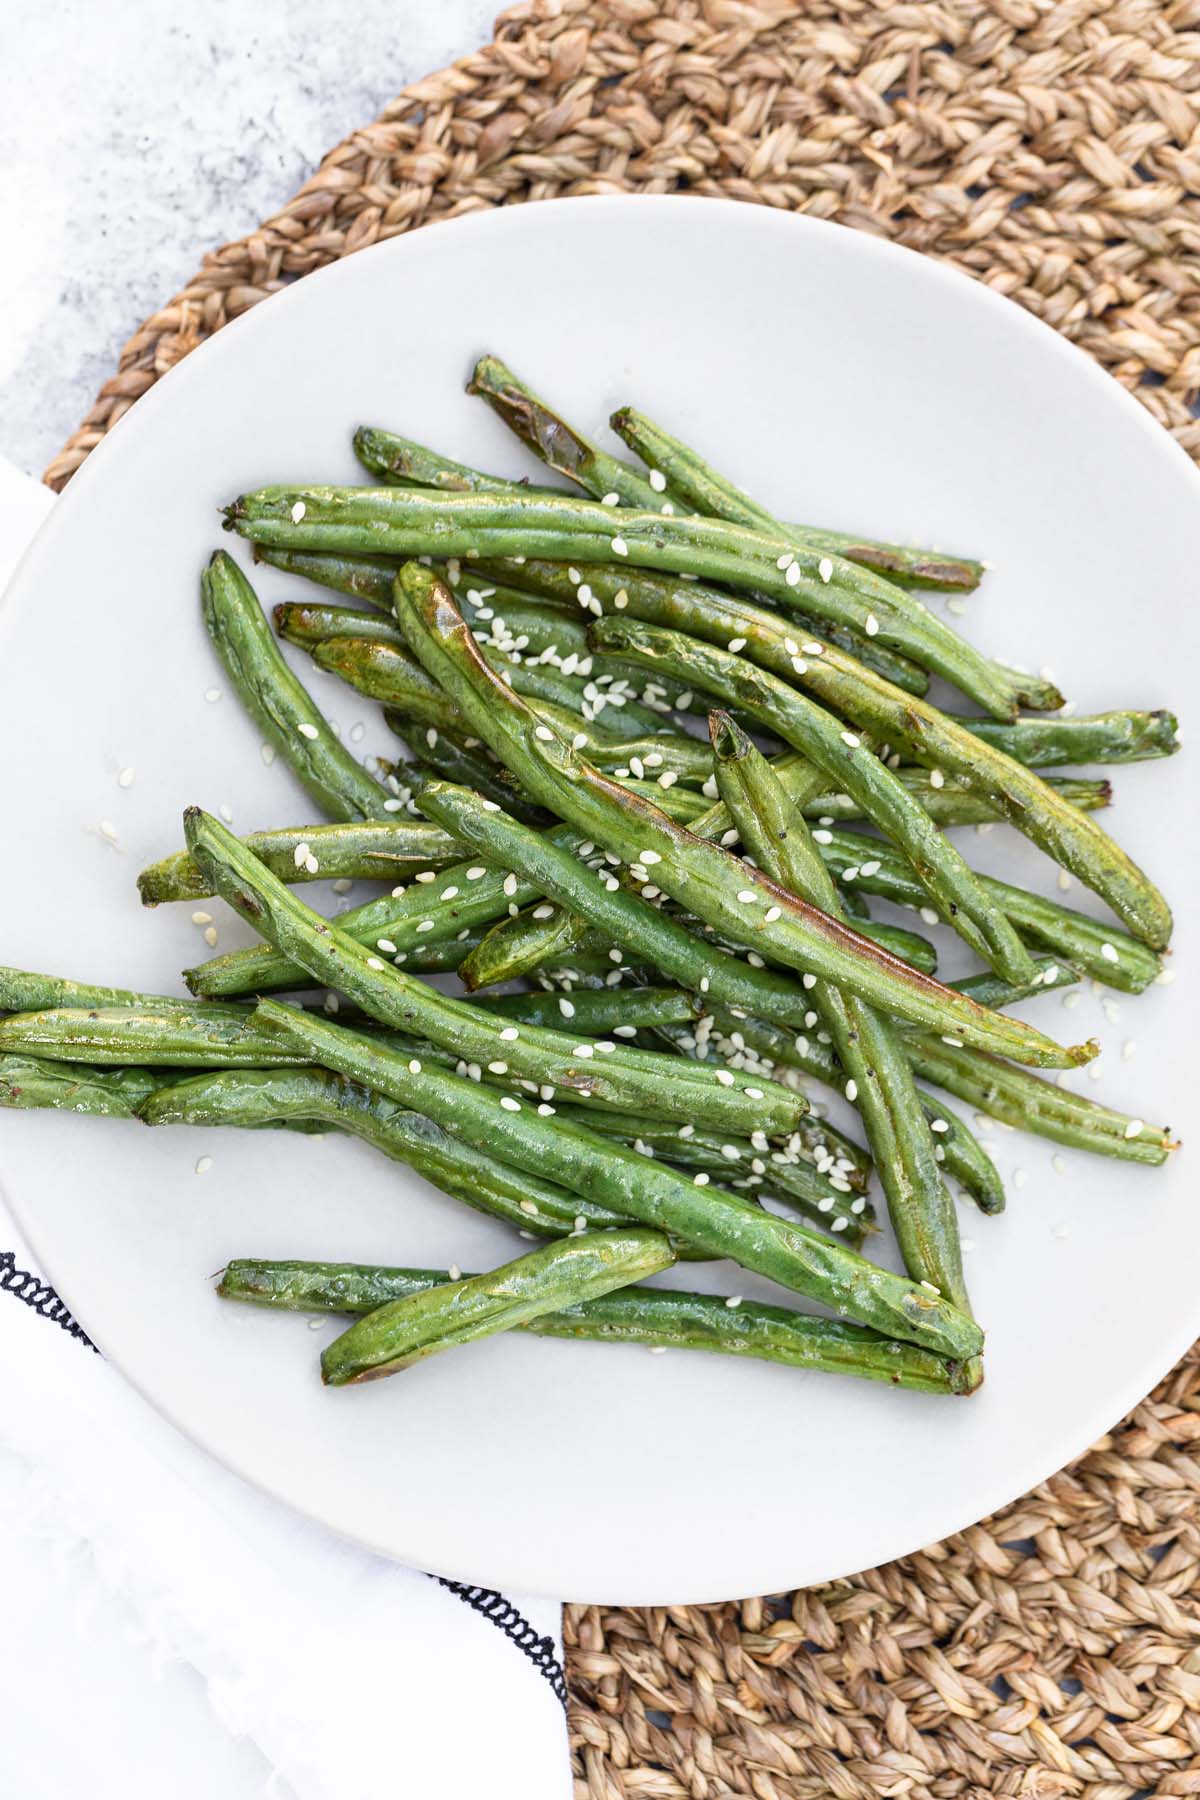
left=435, top=1578, right=567, bottom=1707
left=0, top=1251, right=97, bottom=1351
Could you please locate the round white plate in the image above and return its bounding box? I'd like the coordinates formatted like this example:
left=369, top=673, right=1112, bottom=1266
left=2, top=197, right=1197, bottom=1603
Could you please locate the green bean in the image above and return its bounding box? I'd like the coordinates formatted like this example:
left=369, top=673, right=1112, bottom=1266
left=459, top=905, right=595, bottom=990
left=0, top=1054, right=172, bottom=1118
left=0, top=966, right=196, bottom=1014
left=184, top=808, right=806, bottom=1133
left=219, top=1259, right=980, bottom=1394
left=467, top=356, right=663, bottom=508
left=141, top=1066, right=631, bottom=1237
left=138, top=820, right=464, bottom=905
left=952, top=708, right=1180, bottom=768
left=253, top=545, right=401, bottom=609
left=321, top=1227, right=677, bottom=1384
left=354, top=422, right=561, bottom=498
left=814, top=828, right=1162, bottom=994
left=608, top=406, right=985, bottom=594
left=0, top=1004, right=306, bottom=1068
left=252, top=1000, right=983, bottom=1358
left=202, top=551, right=392, bottom=821
left=709, top=713, right=974, bottom=1323
left=803, top=772, right=1111, bottom=828
left=387, top=718, right=548, bottom=823
left=225, top=485, right=1029, bottom=720
left=903, top=1036, right=1175, bottom=1165
left=477, top=987, right=699, bottom=1033
left=592, top=616, right=1033, bottom=981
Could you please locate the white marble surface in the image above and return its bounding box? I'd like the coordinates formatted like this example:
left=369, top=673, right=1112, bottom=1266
left=0, top=7, right=502, bottom=1797
left=0, top=0, right=496, bottom=478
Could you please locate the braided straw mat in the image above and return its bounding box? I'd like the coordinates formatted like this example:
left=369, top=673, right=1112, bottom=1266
left=47, top=2, right=1200, bottom=1793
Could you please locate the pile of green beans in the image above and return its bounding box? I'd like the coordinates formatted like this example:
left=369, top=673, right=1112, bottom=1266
left=8, top=362, right=1180, bottom=1396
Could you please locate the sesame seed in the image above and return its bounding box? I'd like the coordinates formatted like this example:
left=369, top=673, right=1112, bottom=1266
left=297, top=722, right=319, bottom=740
left=604, top=876, right=619, bottom=892
left=466, top=866, right=487, bottom=881
left=335, top=879, right=354, bottom=895
left=864, top=613, right=879, bottom=636
left=785, top=562, right=801, bottom=587
left=812, top=829, right=832, bottom=845
left=501, top=1097, right=522, bottom=1113
left=191, top=910, right=212, bottom=926
left=791, top=657, right=808, bottom=676
left=1013, top=1167, right=1027, bottom=1190
left=845, top=1079, right=858, bottom=1102
left=1057, top=870, right=1072, bottom=892
left=1100, top=942, right=1120, bottom=964
left=503, top=874, right=518, bottom=896
left=481, top=800, right=501, bottom=813
left=611, top=536, right=628, bottom=556
left=366, top=956, right=386, bottom=970
left=745, top=1087, right=764, bottom=1099
left=736, top=889, right=756, bottom=905
left=1124, top=1118, right=1144, bottom=1139
left=290, top=500, right=306, bottom=523
left=407, top=1058, right=422, bottom=1075
left=1052, top=1154, right=1067, bottom=1176
left=858, top=860, right=881, bottom=877
left=383, top=799, right=403, bottom=812
left=764, top=906, right=781, bottom=922
left=929, top=769, right=945, bottom=789
left=920, top=1279, right=940, bottom=1295
left=728, top=637, right=746, bottom=653
left=518, top=1198, right=538, bottom=1216
left=613, top=589, right=629, bottom=610
left=818, top=557, right=833, bottom=583
left=930, top=1118, right=949, bottom=1134
left=487, top=1060, right=508, bottom=1075
left=376, top=938, right=397, bottom=954
left=205, top=687, right=222, bottom=703
left=416, top=920, right=435, bottom=933
left=536, top=1104, right=556, bottom=1117
left=941, top=1035, right=963, bottom=1048
left=195, top=1156, right=212, bottom=1175
left=840, top=731, right=861, bottom=749
left=747, top=953, right=764, bottom=968
left=649, top=469, right=667, bottom=492
left=776, top=553, right=794, bottom=571
left=693, top=1172, right=710, bottom=1186
left=920, top=907, right=940, bottom=926
left=715, top=1070, right=735, bottom=1087
left=724, top=1294, right=743, bottom=1308
left=415, top=870, right=436, bottom=884
left=602, top=491, right=620, bottom=506
left=203, top=926, right=218, bottom=948
left=558, top=998, right=575, bottom=1018
left=802, top=973, right=817, bottom=990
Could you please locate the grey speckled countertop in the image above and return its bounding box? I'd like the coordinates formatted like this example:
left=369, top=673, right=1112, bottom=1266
left=0, top=0, right=495, bottom=478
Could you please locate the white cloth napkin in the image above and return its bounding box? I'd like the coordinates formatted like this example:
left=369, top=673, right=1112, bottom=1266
left=0, top=461, right=569, bottom=1800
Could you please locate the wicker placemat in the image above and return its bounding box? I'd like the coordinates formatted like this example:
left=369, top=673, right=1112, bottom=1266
left=49, top=2, right=1200, bottom=1791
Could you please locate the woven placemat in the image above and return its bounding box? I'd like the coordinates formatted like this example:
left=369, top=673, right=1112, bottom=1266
left=49, top=2, right=1200, bottom=1792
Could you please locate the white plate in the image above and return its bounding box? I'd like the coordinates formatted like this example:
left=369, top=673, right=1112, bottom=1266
left=2, top=197, right=1197, bottom=1603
